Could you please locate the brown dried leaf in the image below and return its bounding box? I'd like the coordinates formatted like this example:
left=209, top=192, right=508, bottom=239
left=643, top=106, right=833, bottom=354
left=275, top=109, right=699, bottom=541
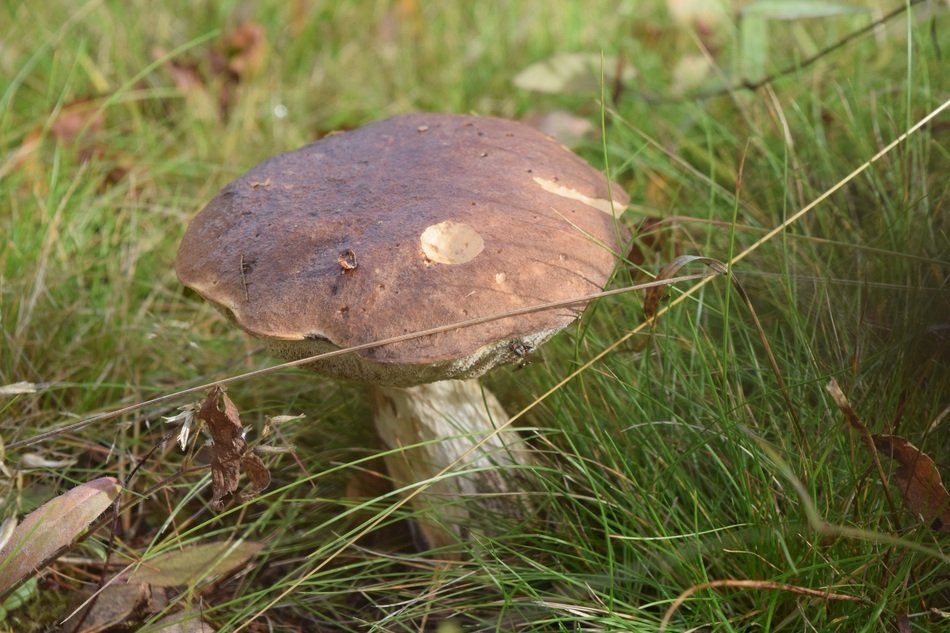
left=72, top=582, right=151, bottom=633
left=154, top=48, right=219, bottom=123
left=127, top=541, right=264, bottom=588
left=643, top=255, right=727, bottom=318
left=239, top=452, right=271, bottom=503
left=9, top=98, right=107, bottom=187
left=872, top=434, right=950, bottom=532
left=626, top=217, right=675, bottom=267
left=197, top=386, right=269, bottom=510
left=224, top=21, right=267, bottom=79
left=0, top=477, right=121, bottom=593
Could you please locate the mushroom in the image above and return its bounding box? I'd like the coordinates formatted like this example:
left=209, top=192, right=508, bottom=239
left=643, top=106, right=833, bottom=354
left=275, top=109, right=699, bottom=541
left=176, top=113, right=629, bottom=548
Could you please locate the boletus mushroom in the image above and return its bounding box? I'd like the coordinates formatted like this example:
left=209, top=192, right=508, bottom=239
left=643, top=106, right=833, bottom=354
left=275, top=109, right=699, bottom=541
left=176, top=113, right=629, bottom=548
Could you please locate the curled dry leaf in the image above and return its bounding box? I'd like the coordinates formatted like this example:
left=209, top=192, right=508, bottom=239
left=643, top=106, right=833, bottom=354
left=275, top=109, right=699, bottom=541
left=872, top=434, right=950, bottom=533
left=0, top=477, right=121, bottom=594
left=198, top=386, right=270, bottom=510
left=643, top=255, right=727, bottom=318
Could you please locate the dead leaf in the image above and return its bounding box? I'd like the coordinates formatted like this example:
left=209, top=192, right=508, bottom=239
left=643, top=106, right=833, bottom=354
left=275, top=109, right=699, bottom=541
left=239, top=452, right=271, bottom=504
left=127, top=540, right=264, bottom=588
left=149, top=608, right=217, bottom=633
left=224, top=21, right=267, bottom=79
left=872, top=434, right=950, bottom=532
left=671, top=53, right=714, bottom=95
left=0, top=477, right=121, bottom=593
left=198, top=386, right=269, bottom=510
left=9, top=98, right=107, bottom=188
left=627, top=217, right=676, bottom=267
left=522, top=110, right=595, bottom=147
left=155, top=48, right=219, bottom=123
left=513, top=53, right=636, bottom=94
left=643, top=255, right=727, bottom=318
left=71, top=581, right=151, bottom=633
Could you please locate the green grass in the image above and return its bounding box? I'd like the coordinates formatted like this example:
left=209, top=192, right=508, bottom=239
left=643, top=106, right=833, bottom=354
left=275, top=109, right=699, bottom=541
left=1, top=0, right=948, bottom=631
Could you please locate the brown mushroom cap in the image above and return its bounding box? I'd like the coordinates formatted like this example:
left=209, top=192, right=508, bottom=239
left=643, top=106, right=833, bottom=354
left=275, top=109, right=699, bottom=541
left=177, top=113, right=629, bottom=386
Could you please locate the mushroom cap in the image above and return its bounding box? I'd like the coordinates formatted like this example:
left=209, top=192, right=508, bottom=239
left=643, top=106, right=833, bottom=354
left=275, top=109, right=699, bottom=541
left=177, top=113, right=629, bottom=386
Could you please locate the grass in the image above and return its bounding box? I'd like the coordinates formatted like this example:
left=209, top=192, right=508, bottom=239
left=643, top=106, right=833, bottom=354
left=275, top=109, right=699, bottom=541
left=1, top=0, right=948, bottom=631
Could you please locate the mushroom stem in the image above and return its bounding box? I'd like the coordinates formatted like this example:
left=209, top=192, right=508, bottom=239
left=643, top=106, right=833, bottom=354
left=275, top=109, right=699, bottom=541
left=371, top=379, right=533, bottom=549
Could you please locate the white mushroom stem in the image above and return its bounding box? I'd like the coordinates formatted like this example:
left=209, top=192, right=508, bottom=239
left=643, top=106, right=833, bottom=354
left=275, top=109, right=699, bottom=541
left=371, top=379, right=533, bottom=549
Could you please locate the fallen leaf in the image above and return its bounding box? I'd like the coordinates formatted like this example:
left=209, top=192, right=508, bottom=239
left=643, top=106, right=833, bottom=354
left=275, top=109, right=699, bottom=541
left=0, top=477, right=121, bottom=593
left=149, top=608, right=217, bottom=633
left=671, top=53, right=714, bottom=95
left=198, top=386, right=269, bottom=510
left=643, top=255, right=727, bottom=318
left=72, top=581, right=151, bottom=633
left=872, top=434, right=950, bottom=533
left=127, top=540, right=264, bottom=588
left=626, top=217, right=676, bottom=267
left=513, top=53, right=636, bottom=94
left=155, top=48, right=219, bottom=123
left=9, top=98, right=107, bottom=189
left=522, top=110, right=595, bottom=147
left=224, top=21, right=267, bottom=79
left=239, top=452, right=271, bottom=504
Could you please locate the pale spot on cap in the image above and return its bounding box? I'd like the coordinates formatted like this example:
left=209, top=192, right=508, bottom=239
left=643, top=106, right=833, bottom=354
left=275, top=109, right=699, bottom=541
left=495, top=272, right=507, bottom=284
left=533, top=176, right=625, bottom=217
left=420, top=221, right=485, bottom=265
